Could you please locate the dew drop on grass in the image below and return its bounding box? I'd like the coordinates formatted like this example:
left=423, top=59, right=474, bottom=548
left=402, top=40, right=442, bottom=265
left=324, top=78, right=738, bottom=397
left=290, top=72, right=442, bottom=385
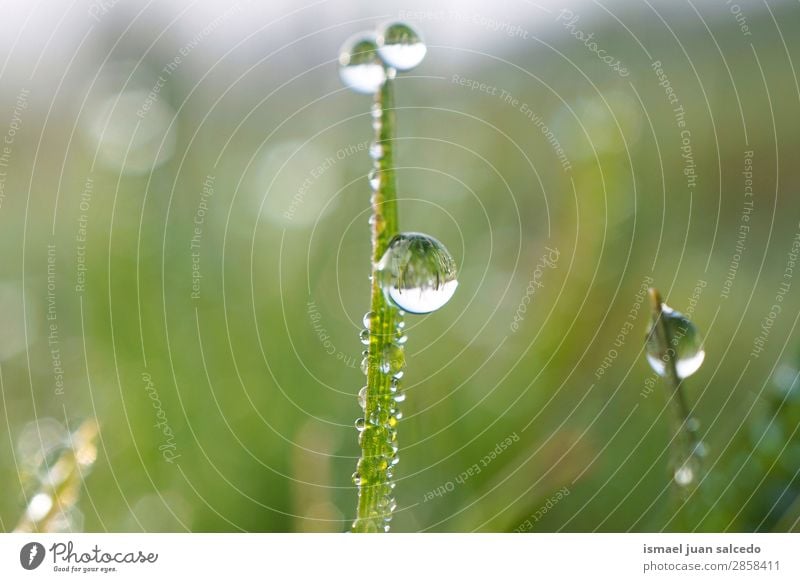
left=369, top=142, right=384, bottom=160
left=377, top=232, right=458, bottom=314
left=359, top=329, right=370, bottom=345
left=368, top=169, right=381, bottom=191
left=355, top=418, right=367, bottom=432
left=645, top=304, right=705, bottom=379
left=674, top=462, right=696, bottom=487
left=380, top=343, right=405, bottom=375
left=362, top=311, right=375, bottom=329
left=357, top=386, right=367, bottom=410
left=339, top=33, right=386, bottom=94
left=376, top=22, right=427, bottom=71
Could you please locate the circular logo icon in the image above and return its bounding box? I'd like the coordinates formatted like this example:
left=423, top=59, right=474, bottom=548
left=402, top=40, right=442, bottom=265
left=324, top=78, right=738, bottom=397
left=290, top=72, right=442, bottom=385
left=20, top=542, right=45, bottom=570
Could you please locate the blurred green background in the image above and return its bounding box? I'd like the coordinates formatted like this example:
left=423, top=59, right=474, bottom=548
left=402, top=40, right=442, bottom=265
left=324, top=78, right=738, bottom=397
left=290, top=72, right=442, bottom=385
left=1, top=0, right=800, bottom=532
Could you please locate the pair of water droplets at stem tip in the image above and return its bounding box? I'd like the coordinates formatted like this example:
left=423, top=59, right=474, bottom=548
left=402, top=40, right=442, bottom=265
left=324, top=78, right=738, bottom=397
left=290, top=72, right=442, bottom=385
left=340, top=22, right=457, bottom=315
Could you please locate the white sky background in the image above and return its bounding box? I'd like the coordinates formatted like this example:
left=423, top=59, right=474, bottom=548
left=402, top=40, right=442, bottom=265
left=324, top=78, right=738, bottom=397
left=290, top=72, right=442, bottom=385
left=0, top=0, right=757, bottom=83
left=0, top=0, right=787, bottom=109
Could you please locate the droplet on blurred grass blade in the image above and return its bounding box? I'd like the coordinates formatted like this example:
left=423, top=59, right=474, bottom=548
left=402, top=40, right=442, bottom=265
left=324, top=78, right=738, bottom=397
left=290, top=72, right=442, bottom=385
left=645, top=303, right=705, bottom=379
left=339, top=33, right=386, bottom=94
left=377, top=232, right=458, bottom=314
left=376, top=22, right=426, bottom=71
left=674, top=463, right=696, bottom=487
left=25, top=493, right=53, bottom=522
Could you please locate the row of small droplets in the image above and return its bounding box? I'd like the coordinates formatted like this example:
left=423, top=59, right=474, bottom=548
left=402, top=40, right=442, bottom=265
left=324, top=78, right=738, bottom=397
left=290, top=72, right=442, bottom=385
left=350, top=88, right=406, bottom=532
left=352, top=309, right=406, bottom=531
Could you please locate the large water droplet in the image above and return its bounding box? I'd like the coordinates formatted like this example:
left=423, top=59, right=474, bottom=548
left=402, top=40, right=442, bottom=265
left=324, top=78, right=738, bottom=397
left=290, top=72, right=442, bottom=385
left=339, top=33, right=386, bottom=94
left=377, top=232, right=458, bottom=314
left=376, top=22, right=427, bottom=71
left=357, top=386, right=368, bottom=410
left=645, top=304, right=705, bottom=379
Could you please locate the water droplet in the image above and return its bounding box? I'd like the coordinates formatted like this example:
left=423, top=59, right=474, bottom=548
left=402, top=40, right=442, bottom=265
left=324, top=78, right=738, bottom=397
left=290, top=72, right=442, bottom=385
left=380, top=343, right=405, bottom=375
left=692, top=441, right=708, bottom=458
left=645, top=304, right=705, bottom=379
left=370, top=409, right=389, bottom=426
left=352, top=471, right=361, bottom=485
left=389, top=378, right=399, bottom=393
left=357, top=386, right=368, bottom=409
left=673, top=463, right=695, bottom=487
left=395, top=334, right=408, bottom=346
left=339, top=33, right=386, bottom=94
left=25, top=492, right=53, bottom=522
left=359, top=329, right=370, bottom=345
left=393, top=391, right=406, bottom=403
left=376, top=22, right=427, bottom=71
left=360, top=356, right=369, bottom=375
left=369, top=142, right=384, bottom=160
left=377, top=232, right=458, bottom=314
left=368, top=169, right=381, bottom=191
left=363, top=311, right=375, bottom=329
left=355, top=418, right=367, bottom=431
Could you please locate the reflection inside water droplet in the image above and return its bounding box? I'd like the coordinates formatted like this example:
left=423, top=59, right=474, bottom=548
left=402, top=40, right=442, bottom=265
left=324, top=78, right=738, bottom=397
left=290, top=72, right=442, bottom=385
left=339, top=34, right=386, bottom=94
left=377, top=232, right=458, bottom=314
left=377, top=22, right=427, bottom=71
